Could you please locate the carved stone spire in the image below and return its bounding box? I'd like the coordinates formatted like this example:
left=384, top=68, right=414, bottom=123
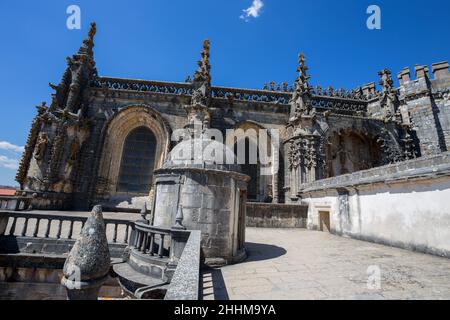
left=185, top=40, right=212, bottom=130
left=289, top=53, right=314, bottom=123
left=193, top=39, right=211, bottom=89
left=75, top=22, right=96, bottom=57
left=295, top=53, right=312, bottom=95
left=49, top=22, right=98, bottom=114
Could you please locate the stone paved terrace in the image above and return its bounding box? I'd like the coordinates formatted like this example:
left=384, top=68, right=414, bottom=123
left=202, top=228, right=450, bottom=300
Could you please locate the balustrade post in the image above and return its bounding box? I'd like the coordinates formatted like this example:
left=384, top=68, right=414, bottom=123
left=21, top=217, right=29, bottom=236
left=44, top=219, right=51, bottom=238
left=0, top=215, right=9, bottom=235
left=158, top=234, right=165, bottom=258
left=33, top=218, right=41, bottom=237
left=140, top=233, right=148, bottom=253
left=56, top=219, right=63, bottom=239
left=68, top=220, right=74, bottom=239
left=113, top=223, right=118, bottom=243
left=149, top=233, right=155, bottom=255
left=136, top=231, right=143, bottom=251
left=124, top=224, right=129, bottom=244
left=9, top=217, right=17, bottom=236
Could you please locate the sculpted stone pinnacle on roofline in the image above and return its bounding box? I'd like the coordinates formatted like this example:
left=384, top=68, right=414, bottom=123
left=184, top=40, right=213, bottom=130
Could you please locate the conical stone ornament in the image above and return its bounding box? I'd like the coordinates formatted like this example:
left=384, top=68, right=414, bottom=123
left=61, top=205, right=111, bottom=300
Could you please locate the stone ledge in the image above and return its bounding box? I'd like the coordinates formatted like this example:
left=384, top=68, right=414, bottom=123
left=164, top=230, right=201, bottom=300
left=301, top=152, right=450, bottom=193
left=246, top=203, right=308, bottom=228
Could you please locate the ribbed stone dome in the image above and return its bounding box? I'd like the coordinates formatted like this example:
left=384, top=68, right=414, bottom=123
left=163, top=138, right=242, bottom=173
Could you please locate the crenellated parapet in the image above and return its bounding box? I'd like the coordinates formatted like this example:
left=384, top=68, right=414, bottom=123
left=395, top=61, right=450, bottom=156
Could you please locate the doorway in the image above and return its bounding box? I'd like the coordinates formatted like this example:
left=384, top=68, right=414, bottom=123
left=319, top=211, right=331, bottom=232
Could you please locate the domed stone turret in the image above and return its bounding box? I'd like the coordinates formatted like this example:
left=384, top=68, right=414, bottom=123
left=152, top=134, right=249, bottom=267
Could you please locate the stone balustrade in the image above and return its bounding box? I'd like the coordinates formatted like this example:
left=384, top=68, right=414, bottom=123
left=0, top=196, right=31, bottom=212
left=131, top=221, right=174, bottom=259
left=0, top=211, right=135, bottom=257
left=90, top=77, right=369, bottom=115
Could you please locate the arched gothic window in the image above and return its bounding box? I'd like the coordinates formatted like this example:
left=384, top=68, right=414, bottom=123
left=117, top=127, right=157, bottom=193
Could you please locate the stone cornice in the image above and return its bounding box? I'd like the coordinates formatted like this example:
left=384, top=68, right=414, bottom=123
left=299, top=152, right=450, bottom=195
left=90, top=76, right=372, bottom=116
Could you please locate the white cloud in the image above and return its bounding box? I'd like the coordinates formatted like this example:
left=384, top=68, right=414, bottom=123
left=240, top=0, right=264, bottom=22
left=0, top=155, right=19, bottom=170
left=0, top=141, right=25, bottom=154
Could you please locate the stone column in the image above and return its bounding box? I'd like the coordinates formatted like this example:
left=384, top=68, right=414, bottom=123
left=61, top=205, right=111, bottom=300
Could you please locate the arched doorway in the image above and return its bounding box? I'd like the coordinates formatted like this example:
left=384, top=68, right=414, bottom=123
left=230, top=121, right=277, bottom=203
left=235, top=138, right=260, bottom=201
left=117, top=127, right=157, bottom=194
left=326, top=131, right=381, bottom=178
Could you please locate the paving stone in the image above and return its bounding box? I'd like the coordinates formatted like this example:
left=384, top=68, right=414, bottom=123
left=203, top=228, right=450, bottom=300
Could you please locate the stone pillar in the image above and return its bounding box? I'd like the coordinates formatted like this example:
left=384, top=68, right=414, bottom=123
left=61, top=205, right=111, bottom=300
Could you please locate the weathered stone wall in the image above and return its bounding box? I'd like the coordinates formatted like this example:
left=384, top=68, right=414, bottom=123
left=301, top=152, right=450, bottom=258
left=81, top=92, right=288, bottom=210
left=398, top=64, right=450, bottom=157
left=246, top=203, right=308, bottom=228
left=0, top=267, right=121, bottom=300
left=152, top=168, right=248, bottom=266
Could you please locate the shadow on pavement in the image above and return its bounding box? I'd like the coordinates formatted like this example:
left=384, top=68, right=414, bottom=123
left=243, top=242, right=287, bottom=263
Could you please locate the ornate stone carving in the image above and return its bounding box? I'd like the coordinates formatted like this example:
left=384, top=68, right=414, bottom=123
left=401, top=124, right=417, bottom=160
left=68, top=138, right=81, bottom=165
left=191, top=39, right=211, bottom=106
left=379, top=69, right=400, bottom=122
left=50, top=22, right=98, bottom=115
left=289, top=53, right=315, bottom=123
left=34, top=132, right=49, bottom=162
left=16, top=102, right=49, bottom=186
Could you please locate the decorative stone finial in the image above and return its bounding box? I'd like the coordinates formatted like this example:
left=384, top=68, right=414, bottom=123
left=61, top=205, right=110, bottom=300
left=193, top=39, right=211, bottom=87
left=173, top=205, right=186, bottom=230
left=78, top=22, right=97, bottom=56
left=378, top=69, right=399, bottom=120
left=295, top=53, right=311, bottom=94
left=289, top=52, right=315, bottom=122
left=140, top=202, right=149, bottom=223
left=190, top=39, right=212, bottom=110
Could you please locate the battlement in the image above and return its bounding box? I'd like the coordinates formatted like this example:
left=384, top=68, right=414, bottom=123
left=397, top=61, right=450, bottom=85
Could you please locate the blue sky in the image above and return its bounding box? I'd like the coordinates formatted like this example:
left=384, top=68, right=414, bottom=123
left=0, top=0, right=449, bottom=186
